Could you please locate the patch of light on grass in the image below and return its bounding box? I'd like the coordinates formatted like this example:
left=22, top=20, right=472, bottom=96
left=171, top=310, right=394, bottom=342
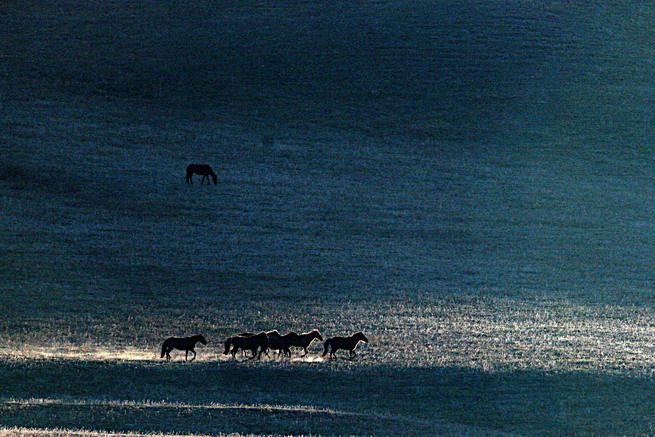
left=0, top=427, right=240, bottom=437
left=291, top=355, right=325, bottom=363
left=0, top=344, right=330, bottom=364
left=0, top=346, right=158, bottom=362
left=0, top=397, right=357, bottom=417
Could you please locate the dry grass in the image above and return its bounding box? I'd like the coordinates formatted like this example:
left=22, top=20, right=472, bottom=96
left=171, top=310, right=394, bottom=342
left=2, top=428, right=249, bottom=437
left=4, top=1, right=655, bottom=435
left=2, top=296, right=655, bottom=375
left=2, top=297, right=655, bottom=435
left=0, top=395, right=513, bottom=437
left=1, top=428, right=328, bottom=437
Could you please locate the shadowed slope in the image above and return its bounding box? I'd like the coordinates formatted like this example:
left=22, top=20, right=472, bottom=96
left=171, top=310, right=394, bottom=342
left=1, top=359, right=655, bottom=435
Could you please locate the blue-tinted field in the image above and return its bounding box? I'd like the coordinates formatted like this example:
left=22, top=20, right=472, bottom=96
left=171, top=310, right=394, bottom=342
left=2, top=1, right=655, bottom=435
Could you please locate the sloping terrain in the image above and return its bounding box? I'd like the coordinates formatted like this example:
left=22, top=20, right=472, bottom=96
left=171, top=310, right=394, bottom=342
left=3, top=0, right=655, bottom=435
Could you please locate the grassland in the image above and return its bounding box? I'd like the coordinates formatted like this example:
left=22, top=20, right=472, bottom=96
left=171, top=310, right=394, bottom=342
left=5, top=0, right=655, bottom=435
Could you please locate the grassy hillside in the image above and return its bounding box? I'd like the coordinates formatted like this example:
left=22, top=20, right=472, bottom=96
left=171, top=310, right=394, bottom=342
left=4, top=0, right=655, bottom=435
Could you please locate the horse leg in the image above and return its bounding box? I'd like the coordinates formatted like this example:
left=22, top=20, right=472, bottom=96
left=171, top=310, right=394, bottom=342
left=190, top=349, right=196, bottom=361
left=302, top=347, right=308, bottom=357
left=185, top=350, right=189, bottom=361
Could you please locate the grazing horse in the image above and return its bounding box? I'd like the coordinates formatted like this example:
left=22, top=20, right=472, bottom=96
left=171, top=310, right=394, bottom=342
left=260, top=332, right=300, bottom=359
left=186, top=164, right=217, bottom=185
left=161, top=334, right=207, bottom=361
left=289, top=329, right=323, bottom=356
left=223, top=332, right=269, bottom=359
left=322, top=332, right=368, bottom=360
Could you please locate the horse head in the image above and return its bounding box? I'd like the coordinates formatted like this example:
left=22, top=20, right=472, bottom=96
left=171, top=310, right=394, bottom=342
left=311, top=329, right=323, bottom=341
left=196, top=334, right=207, bottom=345
left=256, top=331, right=270, bottom=341
left=354, top=332, right=368, bottom=343
left=223, top=338, right=232, bottom=355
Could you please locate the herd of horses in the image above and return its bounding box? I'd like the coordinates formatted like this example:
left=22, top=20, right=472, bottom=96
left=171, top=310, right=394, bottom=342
left=177, top=166, right=369, bottom=362
left=160, top=330, right=368, bottom=362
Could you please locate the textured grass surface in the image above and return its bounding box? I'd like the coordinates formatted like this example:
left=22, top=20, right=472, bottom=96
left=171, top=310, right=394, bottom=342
left=2, top=357, right=655, bottom=435
left=4, top=0, right=655, bottom=435
left=3, top=295, right=655, bottom=374
left=4, top=70, right=655, bottom=436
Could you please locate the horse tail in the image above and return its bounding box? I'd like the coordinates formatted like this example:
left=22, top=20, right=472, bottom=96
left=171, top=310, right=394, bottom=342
left=321, top=339, right=331, bottom=357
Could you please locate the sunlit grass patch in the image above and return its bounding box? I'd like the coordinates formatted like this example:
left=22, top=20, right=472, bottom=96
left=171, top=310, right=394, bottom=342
left=0, top=398, right=350, bottom=416
left=4, top=297, right=655, bottom=434
left=0, top=346, right=157, bottom=363
left=1, top=427, right=267, bottom=437
left=3, top=296, right=655, bottom=374
left=0, top=397, right=509, bottom=437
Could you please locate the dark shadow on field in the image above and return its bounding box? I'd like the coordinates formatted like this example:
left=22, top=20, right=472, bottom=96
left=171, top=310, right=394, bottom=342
left=2, top=359, right=655, bottom=436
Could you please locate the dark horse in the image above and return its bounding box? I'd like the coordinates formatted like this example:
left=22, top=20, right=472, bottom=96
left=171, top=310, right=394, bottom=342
left=161, top=334, right=207, bottom=361
left=260, top=332, right=300, bottom=359
left=322, top=332, right=368, bottom=360
left=236, top=330, right=280, bottom=358
left=223, top=332, right=269, bottom=359
left=186, top=164, right=217, bottom=185
left=289, top=329, right=323, bottom=356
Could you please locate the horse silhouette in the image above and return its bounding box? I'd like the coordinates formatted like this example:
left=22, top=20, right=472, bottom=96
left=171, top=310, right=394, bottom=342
left=289, top=329, right=323, bottom=356
left=223, top=332, right=269, bottom=359
left=236, top=330, right=281, bottom=358
left=260, top=332, right=299, bottom=359
left=186, top=164, right=217, bottom=185
left=160, top=334, right=207, bottom=361
left=322, top=332, right=368, bottom=360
